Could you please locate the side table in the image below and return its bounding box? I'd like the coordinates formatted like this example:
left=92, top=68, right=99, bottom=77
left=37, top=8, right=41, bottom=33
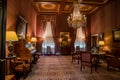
left=6, top=56, right=16, bottom=74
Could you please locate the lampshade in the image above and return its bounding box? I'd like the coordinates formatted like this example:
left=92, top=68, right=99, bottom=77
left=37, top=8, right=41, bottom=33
left=98, top=41, right=105, bottom=46
left=103, top=46, right=111, bottom=52
left=6, top=31, right=18, bottom=41
left=6, top=31, right=18, bottom=57
left=31, top=37, right=37, bottom=42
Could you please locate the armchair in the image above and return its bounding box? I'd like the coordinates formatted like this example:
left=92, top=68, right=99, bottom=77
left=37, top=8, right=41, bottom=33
left=106, top=48, right=120, bottom=71
left=107, top=54, right=120, bottom=71
left=12, top=41, right=32, bottom=79
left=71, top=51, right=81, bottom=64
left=13, top=41, right=32, bottom=65
left=5, top=75, right=15, bottom=80
left=14, top=58, right=31, bottom=79
left=80, top=51, right=97, bottom=73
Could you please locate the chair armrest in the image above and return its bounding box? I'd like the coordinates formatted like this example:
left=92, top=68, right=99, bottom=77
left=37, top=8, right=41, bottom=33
left=16, top=57, right=31, bottom=63
left=106, top=54, right=114, bottom=59
left=15, top=60, right=23, bottom=64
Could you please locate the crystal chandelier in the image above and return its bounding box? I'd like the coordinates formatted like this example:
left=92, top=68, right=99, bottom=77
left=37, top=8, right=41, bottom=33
left=67, top=2, right=86, bottom=29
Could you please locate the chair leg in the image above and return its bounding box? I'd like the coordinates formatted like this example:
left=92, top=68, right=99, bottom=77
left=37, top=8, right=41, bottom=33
left=107, top=63, right=110, bottom=71
left=91, top=67, right=92, bottom=73
left=94, top=64, right=97, bottom=71
left=71, top=58, right=73, bottom=63
left=95, top=66, right=97, bottom=71
left=119, top=66, right=120, bottom=71
left=83, top=66, right=85, bottom=69
left=78, top=59, right=79, bottom=64
left=71, top=58, right=75, bottom=63
left=80, top=63, right=82, bottom=71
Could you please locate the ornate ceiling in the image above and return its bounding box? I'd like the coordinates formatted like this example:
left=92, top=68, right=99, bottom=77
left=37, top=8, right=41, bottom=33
left=33, top=0, right=109, bottom=14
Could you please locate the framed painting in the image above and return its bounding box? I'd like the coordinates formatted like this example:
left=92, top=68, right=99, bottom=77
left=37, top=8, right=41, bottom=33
left=16, top=16, right=28, bottom=39
left=112, top=28, right=120, bottom=42
left=60, top=32, right=70, bottom=47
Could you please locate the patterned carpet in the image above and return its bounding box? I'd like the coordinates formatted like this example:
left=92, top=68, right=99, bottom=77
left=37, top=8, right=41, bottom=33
left=25, top=56, right=120, bottom=80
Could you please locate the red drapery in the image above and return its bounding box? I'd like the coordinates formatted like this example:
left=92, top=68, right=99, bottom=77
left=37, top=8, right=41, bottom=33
left=36, top=15, right=56, bottom=52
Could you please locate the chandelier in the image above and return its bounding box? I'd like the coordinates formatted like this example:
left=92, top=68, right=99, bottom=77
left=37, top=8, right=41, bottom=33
left=67, top=3, right=86, bottom=29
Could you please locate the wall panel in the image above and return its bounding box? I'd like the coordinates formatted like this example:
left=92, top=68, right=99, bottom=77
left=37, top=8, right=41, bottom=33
left=91, top=0, right=120, bottom=50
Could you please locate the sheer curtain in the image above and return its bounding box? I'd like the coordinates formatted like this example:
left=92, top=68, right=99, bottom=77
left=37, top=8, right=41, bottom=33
left=74, top=27, right=86, bottom=51
left=42, top=22, right=55, bottom=54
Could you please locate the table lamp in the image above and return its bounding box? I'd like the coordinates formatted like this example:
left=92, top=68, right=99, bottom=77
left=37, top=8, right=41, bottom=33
left=98, top=40, right=105, bottom=52
left=99, top=41, right=105, bottom=46
left=6, top=31, right=18, bottom=57
left=31, top=37, right=37, bottom=47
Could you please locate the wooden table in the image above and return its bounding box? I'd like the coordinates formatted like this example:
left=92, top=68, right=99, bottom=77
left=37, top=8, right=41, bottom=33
left=92, top=52, right=106, bottom=65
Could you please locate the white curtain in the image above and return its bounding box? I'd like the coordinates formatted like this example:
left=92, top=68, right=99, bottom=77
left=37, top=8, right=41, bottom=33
left=42, top=22, right=55, bottom=54
left=74, top=27, right=86, bottom=50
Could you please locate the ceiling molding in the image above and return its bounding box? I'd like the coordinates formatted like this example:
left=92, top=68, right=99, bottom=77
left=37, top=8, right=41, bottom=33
left=82, top=0, right=109, bottom=5
left=34, top=0, right=110, bottom=14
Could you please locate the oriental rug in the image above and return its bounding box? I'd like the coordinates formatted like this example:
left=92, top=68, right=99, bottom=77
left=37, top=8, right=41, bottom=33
left=25, top=56, right=120, bottom=80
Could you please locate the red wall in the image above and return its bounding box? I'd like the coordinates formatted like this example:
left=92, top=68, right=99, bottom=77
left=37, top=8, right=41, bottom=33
left=6, top=0, right=37, bottom=37
left=18, top=0, right=37, bottom=37
left=91, top=0, right=120, bottom=50
left=6, top=0, right=19, bottom=30
left=6, top=0, right=37, bottom=56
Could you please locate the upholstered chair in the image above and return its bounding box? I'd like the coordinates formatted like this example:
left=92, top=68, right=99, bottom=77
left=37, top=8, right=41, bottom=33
left=107, top=55, right=120, bottom=71
left=71, top=51, right=81, bottom=64
left=80, top=51, right=97, bottom=73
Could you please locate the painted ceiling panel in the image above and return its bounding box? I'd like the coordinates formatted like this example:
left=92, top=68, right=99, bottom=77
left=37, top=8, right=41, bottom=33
left=33, top=0, right=109, bottom=14
left=62, top=3, right=73, bottom=13
left=36, top=2, right=60, bottom=12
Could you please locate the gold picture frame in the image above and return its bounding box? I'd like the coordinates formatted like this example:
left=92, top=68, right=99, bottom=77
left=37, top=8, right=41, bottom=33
left=60, top=32, right=70, bottom=47
left=112, top=28, right=120, bottom=42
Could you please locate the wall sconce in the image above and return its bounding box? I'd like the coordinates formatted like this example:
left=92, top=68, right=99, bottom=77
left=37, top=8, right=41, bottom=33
left=68, top=38, right=71, bottom=46
left=68, top=38, right=71, bottom=42
left=59, top=38, right=62, bottom=42
left=59, top=38, right=62, bottom=46
left=6, top=31, right=18, bottom=57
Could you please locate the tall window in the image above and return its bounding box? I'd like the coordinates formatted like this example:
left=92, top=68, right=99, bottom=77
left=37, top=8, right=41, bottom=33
left=74, top=27, right=86, bottom=51
left=42, top=22, right=55, bottom=54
